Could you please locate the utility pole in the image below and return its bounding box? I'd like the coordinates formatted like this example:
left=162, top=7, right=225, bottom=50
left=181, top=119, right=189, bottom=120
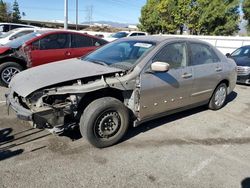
left=64, top=0, right=68, bottom=29
left=76, top=0, right=78, bottom=30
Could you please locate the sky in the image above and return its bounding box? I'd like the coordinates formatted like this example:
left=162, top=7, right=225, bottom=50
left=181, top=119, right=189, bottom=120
left=5, top=0, right=147, bottom=24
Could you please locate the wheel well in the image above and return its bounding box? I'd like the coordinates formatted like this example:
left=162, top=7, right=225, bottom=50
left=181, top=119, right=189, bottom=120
left=0, top=57, right=27, bottom=69
left=218, top=79, right=229, bottom=87
left=76, top=88, right=125, bottom=121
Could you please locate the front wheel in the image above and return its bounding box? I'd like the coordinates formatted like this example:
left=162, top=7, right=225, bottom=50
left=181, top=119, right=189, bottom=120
left=79, top=97, right=129, bottom=148
left=0, top=62, right=23, bottom=87
left=209, top=83, right=227, bottom=110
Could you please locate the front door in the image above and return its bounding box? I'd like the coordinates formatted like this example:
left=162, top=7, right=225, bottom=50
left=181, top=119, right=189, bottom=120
left=30, top=33, right=71, bottom=67
left=139, top=42, right=194, bottom=120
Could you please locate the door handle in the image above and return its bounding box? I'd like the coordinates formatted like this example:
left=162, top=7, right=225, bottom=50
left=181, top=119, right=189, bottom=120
left=182, top=73, right=193, bottom=79
left=65, top=51, right=71, bottom=56
left=215, top=67, right=222, bottom=72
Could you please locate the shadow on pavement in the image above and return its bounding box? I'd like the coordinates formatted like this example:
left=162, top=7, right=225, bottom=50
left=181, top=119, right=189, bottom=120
left=0, top=127, right=50, bottom=161
left=0, top=128, right=23, bottom=161
left=61, top=91, right=238, bottom=143
left=241, top=178, right=250, bottom=188
left=0, top=128, right=14, bottom=143
left=60, top=126, right=82, bottom=141
left=0, top=149, right=24, bottom=161
left=122, top=91, right=238, bottom=144
left=226, top=91, right=237, bottom=104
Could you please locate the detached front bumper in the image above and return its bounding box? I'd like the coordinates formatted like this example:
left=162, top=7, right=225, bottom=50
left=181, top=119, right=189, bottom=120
left=5, top=91, right=33, bottom=121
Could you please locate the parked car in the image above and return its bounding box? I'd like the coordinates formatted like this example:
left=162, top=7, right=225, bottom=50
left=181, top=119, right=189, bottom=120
left=104, top=31, right=148, bottom=42
left=6, top=36, right=237, bottom=148
left=226, top=46, right=250, bottom=85
left=0, top=23, right=37, bottom=34
left=0, top=30, right=108, bottom=86
left=0, top=28, right=38, bottom=45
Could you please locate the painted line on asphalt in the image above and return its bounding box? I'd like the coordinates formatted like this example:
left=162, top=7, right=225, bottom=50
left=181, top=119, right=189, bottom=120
left=187, top=126, right=250, bottom=178
left=0, top=100, right=6, bottom=104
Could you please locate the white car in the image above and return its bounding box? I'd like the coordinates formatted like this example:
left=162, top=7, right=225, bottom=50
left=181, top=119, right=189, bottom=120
left=104, top=31, right=148, bottom=42
left=0, top=23, right=37, bottom=34
left=0, top=28, right=37, bottom=45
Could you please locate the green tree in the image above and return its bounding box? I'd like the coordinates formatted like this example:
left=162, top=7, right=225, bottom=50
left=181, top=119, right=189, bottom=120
left=139, top=0, right=240, bottom=36
left=243, top=0, right=250, bottom=32
left=138, top=0, right=162, bottom=34
left=0, top=0, right=8, bottom=22
left=12, top=0, right=21, bottom=23
left=198, top=0, right=240, bottom=35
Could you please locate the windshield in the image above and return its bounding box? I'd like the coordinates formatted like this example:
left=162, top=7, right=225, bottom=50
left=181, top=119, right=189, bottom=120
left=4, top=32, right=42, bottom=48
left=231, top=46, right=250, bottom=57
left=111, top=32, right=128, bottom=39
left=83, top=40, right=155, bottom=70
left=0, top=29, right=17, bottom=38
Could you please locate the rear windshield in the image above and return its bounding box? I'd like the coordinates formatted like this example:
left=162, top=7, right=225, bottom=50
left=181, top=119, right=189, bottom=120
left=5, top=32, right=43, bottom=48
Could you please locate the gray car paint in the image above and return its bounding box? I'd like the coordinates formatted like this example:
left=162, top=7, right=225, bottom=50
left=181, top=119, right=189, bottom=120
left=9, top=58, right=122, bottom=97
left=6, top=36, right=237, bottom=128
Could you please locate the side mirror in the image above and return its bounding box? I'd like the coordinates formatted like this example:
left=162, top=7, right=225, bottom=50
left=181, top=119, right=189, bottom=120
left=9, top=36, right=17, bottom=40
left=151, top=61, right=170, bottom=72
left=226, top=53, right=231, bottom=58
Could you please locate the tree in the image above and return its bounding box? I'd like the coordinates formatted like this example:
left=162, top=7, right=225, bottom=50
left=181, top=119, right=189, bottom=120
left=12, top=0, right=21, bottom=23
left=198, top=0, right=240, bottom=35
left=139, top=0, right=240, bottom=36
left=243, top=0, right=250, bottom=32
left=0, top=0, right=8, bottom=22
left=138, top=0, right=162, bottom=34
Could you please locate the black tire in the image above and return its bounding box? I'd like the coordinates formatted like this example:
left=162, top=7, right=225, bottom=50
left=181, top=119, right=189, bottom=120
left=0, top=62, right=23, bottom=87
left=209, top=83, right=227, bottom=110
left=79, top=97, right=129, bottom=148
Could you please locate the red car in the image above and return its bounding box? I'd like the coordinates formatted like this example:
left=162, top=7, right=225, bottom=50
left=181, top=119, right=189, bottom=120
left=0, top=30, right=108, bottom=86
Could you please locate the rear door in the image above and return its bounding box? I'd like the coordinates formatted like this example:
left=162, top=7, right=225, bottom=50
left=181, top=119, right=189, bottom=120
left=70, top=34, right=101, bottom=58
left=188, top=42, right=223, bottom=103
left=139, top=42, right=194, bottom=120
left=30, top=33, right=71, bottom=67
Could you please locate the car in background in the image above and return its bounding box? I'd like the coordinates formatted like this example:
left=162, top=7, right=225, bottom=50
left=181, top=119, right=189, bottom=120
left=104, top=31, right=148, bottom=42
left=0, top=28, right=38, bottom=45
left=226, top=45, right=250, bottom=85
left=0, top=30, right=108, bottom=86
left=6, top=37, right=237, bottom=148
left=0, top=23, right=37, bottom=34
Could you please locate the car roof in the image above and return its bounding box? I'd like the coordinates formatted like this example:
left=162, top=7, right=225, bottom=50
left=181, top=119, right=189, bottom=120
left=119, top=35, right=211, bottom=45
left=0, top=22, right=36, bottom=27
left=34, top=29, right=102, bottom=38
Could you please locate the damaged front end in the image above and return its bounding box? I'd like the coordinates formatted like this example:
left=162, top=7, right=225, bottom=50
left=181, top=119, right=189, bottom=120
left=6, top=89, right=79, bottom=131
left=6, top=70, right=135, bottom=133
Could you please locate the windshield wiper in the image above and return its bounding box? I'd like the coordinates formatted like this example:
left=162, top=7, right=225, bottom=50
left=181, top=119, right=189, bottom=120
left=87, top=59, right=108, bottom=66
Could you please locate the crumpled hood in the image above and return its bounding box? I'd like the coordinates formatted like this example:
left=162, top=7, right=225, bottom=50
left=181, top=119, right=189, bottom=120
left=9, top=58, right=122, bottom=97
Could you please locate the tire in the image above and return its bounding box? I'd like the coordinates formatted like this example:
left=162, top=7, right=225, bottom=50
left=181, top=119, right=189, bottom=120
left=79, top=97, right=129, bottom=148
left=0, top=62, right=23, bottom=87
left=209, top=83, right=227, bottom=110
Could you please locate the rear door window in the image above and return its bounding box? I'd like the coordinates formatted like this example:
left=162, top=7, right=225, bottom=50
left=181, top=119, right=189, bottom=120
left=92, top=37, right=107, bottom=47
left=71, top=34, right=93, bottom=48
left=189, top=43, right=220, bottom=66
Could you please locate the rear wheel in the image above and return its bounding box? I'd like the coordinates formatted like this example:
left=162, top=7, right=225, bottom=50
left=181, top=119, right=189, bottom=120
left=79, top=97, right=129, bottom=148
left=209, top=83, right=227, bottom=110
left=0, top=62, right=23, bottom=87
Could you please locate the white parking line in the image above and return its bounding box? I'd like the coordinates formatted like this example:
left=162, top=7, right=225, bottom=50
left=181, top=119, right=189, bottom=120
left=187, top=126, right=250, bottom=178
left=0, top=101, right=6, bottom=104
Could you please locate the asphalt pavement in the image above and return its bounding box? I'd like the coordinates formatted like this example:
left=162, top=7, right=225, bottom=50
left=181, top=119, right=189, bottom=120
left=0, top=85, right=250, bottom=188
